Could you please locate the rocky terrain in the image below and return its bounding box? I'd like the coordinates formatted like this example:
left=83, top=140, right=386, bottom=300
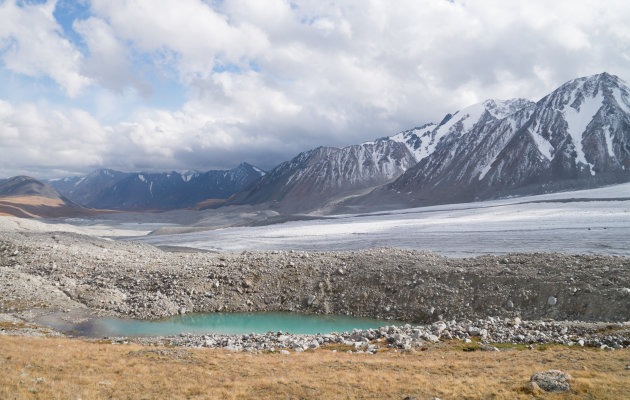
left=1, top=228, right=629, bottom=351
left=129, top=318, right=630, bottom=353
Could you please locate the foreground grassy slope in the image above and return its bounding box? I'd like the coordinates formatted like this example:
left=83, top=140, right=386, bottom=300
left=1, top=335, right=629, bottom=399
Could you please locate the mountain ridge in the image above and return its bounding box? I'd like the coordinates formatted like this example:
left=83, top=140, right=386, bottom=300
left=48, top=163, right=265, bottom=211
left=222, top=134, right=423, bottom=213
left=13, top=72, right=630, bottom=216
left=339, top=72, right=630, bottom=212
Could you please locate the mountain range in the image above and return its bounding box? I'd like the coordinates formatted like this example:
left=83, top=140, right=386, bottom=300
left=223, top=73, right=629, bottom=213
left=341, top=72, right=630, bottom=211
left=2, top=72, right=629, bottom=218
left=48, top=163, right=265, bottom=211
left=224, top=135, right=422, bottom=213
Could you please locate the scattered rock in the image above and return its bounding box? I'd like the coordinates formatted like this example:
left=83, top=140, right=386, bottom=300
left=547, top=296, right=558, bottom=306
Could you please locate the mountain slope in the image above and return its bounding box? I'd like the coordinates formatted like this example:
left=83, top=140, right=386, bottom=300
left=49, top=163, right=265, bottom=211
left=342, top=72, right=630, bottom=211
left=48, top=169, right=130, bottom=207
left=224, top=138, right=421, bottom=213
left=223, top=99, right=540, bottom=214
left=0, top=176, right=96, bottom=218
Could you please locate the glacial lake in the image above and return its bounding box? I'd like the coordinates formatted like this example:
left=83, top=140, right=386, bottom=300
left=56, top=312, right=404, bottom=337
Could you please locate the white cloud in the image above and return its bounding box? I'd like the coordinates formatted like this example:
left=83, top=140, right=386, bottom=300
left=0, top=0, right=91, bottom=97
left=73, top=16, right=151, bottom=96
left=2, top=0, right=630, bottom=177
left=0, top=100, right=108, bottom=177
left=89, top=0, right=269, bottom=82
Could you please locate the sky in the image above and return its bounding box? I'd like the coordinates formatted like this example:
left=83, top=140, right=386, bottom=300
left=1, top=0, right=629, bottom=178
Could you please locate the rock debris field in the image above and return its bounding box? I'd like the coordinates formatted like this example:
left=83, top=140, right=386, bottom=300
left=1, top=229, right=630, bottom=351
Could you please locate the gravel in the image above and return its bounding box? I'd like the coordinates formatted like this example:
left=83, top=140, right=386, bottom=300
left=1, top=229, right=629, bottom=350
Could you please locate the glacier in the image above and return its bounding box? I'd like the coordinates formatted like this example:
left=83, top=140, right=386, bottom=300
left=132, top=182, right=630, bottom=257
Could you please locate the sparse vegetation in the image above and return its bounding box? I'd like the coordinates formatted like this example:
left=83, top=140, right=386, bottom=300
left=1, top=335, right=629, bottom=399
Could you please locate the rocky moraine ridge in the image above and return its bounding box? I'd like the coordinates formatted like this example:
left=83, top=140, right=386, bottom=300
left=1, top=231, right=630, bottom=350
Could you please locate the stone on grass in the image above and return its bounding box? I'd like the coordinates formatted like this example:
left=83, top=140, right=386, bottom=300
left=530, top=370, right=572, bottom=392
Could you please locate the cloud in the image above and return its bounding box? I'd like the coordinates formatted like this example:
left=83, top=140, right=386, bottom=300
left=89, top=0, right=269, bottom=82
left=73, top=16, right=151, bottom=96
left=0, top=0, right=91, bottom=97
left=1, top=0, right=630, bottom=177
left=0, top=99, right=108, bottom=178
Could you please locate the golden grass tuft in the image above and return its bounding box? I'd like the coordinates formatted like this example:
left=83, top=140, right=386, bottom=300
left=0, top=335, right=628, bottom=399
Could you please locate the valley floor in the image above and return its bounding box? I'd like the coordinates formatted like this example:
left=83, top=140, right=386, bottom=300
left=0, top=185, right=629, bottom=398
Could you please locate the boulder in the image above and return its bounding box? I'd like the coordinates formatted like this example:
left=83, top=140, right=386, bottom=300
left=530, top=370, right=572, bottom=392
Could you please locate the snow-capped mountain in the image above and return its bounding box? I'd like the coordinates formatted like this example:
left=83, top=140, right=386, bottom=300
left=223, top=98, right=544, bottom=213
left=48, top=72, right=630, bottom=214
left=225, top=138, right=420, bottom=213
left=342, top=72, right=630, bottom=211
left=49, top=163, right=265, bottom=210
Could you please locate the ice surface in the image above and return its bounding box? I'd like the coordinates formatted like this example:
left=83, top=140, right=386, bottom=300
left=134, top=183, right=630, bottom=258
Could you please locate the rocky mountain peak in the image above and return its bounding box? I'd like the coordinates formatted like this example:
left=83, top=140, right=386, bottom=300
left=483, top=98, right=535, bottom=119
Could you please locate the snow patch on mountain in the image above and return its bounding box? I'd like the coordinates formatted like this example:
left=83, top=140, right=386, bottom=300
left=603, top=126, right=615, bottom=156
left=564, top=92, right=604, bottom=165
left=180, top=170, right=198, bottom=182
left=389, top=124, right=436, bottom=162
left=484, top=98, right=533, bottom=119
left=253, top=166, right=266, bottom=176
left=478, top=163, right=492, bottom=180
left=459, top=103, right=487, bottom=132
left=529, top=129, right=554, bottom=160
left=613, top=89, right=630, bottom=113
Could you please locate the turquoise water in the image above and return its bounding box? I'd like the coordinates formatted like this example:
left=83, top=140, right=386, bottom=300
left=72, top=312, right=404, bottom=337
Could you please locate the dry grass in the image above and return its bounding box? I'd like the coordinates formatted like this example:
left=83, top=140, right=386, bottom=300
left=0, top=203, right=39, bottom=218
left=1, top=336, right=629, bottom=399
left=0, top=196, right=65, bottom=207
left=0, top=195, right=117, bottom=218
